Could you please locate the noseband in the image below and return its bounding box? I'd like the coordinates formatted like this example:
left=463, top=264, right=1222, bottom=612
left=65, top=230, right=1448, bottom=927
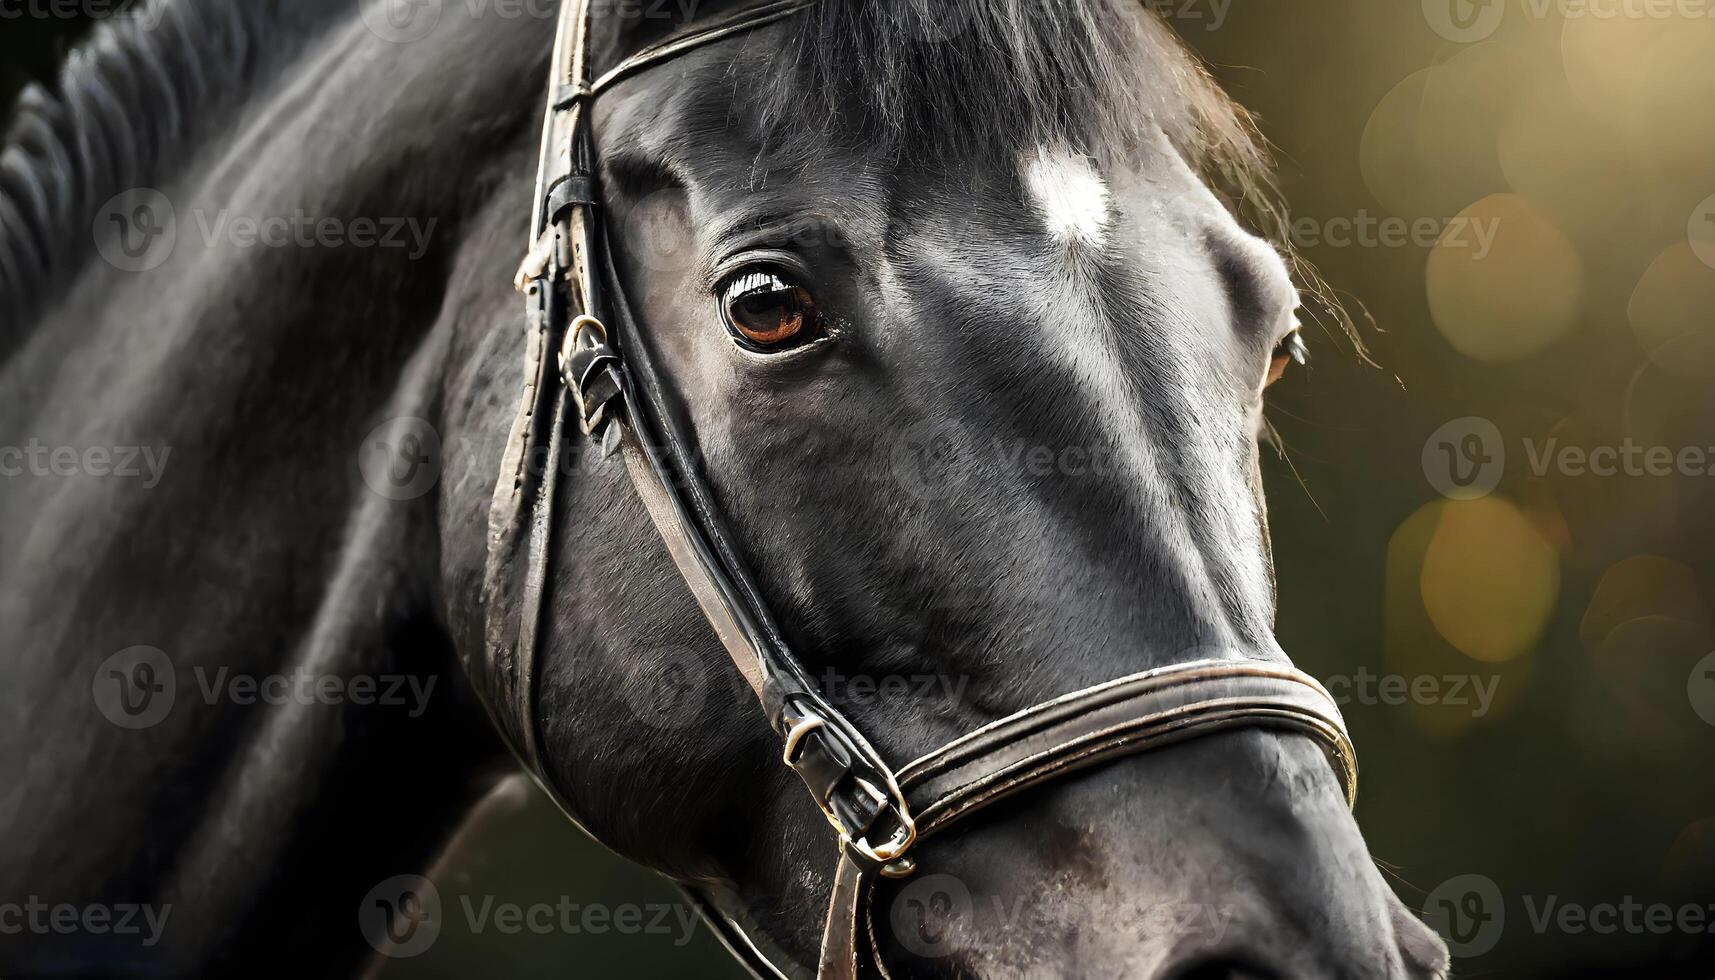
left=475, top=2, right=1358, bottom=976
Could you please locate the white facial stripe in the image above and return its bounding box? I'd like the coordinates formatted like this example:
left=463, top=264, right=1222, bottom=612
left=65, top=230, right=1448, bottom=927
left=1022, top=146, right=1112, bottom=249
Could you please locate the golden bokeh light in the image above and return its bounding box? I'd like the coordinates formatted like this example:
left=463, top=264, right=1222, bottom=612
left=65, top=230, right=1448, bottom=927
left=1426, top=193, right=1584, bottom=362
left=1627, top=244, right=1715, bottom=382
left=1385, top=501, right=1533, bottom=738
left=1420, top=496, right=1561, bottom=663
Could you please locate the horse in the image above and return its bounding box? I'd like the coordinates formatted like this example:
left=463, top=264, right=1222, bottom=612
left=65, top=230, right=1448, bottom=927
left=0, top=0, right=1450, bottom=976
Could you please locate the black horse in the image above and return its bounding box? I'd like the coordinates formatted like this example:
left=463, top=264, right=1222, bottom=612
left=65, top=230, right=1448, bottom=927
left=0, top=0, right=1449, bottom=976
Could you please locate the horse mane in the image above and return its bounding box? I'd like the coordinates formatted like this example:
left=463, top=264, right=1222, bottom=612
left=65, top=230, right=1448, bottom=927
left=0, top=0, right=348, bottom=355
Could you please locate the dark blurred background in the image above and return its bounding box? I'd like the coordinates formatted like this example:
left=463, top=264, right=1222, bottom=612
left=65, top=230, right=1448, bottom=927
left=5, top=1, right=1713, bottom=977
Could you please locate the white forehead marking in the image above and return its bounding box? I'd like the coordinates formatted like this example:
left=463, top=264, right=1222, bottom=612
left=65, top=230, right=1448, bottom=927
left=1021, top=146, right=1112, bottom=249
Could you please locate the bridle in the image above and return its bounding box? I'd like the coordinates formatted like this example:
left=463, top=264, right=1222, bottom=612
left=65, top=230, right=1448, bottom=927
left=473, top=1, right=1359, bottom=977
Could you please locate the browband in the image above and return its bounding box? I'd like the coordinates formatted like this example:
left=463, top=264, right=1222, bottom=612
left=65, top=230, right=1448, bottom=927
left=477, top=3, right=1360, bottom=978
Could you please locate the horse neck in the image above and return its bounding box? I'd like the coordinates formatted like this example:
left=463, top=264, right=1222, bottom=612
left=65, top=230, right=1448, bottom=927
left=0, top=10, right=550, bottom=975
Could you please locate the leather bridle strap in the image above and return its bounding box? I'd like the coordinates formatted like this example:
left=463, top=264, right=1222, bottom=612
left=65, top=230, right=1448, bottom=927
left=819, top=662, right=1356, bottom=978
left=479, top=3, right=1362, bottom=979
left=507, top=0, right=918, bottom=875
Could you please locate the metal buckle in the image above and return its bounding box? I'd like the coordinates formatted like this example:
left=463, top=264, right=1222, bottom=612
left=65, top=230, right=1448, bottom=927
left=782, top=715, right=827, bottom=767
left=781, top=702, right=918, bottom=878
left=558, top=314, right=608, bottom=375
left=848, top=789, right=917, bottom=879
left=559, top=315, right=621, bottom=437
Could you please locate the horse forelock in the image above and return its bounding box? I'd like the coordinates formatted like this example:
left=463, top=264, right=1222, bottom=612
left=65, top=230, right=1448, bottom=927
left=746, top=0, right=1351, bottom=349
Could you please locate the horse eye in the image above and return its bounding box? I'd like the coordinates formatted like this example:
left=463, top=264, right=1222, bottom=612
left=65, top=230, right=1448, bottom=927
left=717, top=269, right=823, bottom=352
left=1266, top=330, right=1307, bottom=387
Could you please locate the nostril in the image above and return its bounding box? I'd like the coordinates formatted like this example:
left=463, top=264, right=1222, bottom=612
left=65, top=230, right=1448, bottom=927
left=1166, top=956, right=1280, bottom=980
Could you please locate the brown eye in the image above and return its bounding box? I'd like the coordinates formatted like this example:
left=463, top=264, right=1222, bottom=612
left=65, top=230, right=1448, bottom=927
left=1266, top=330, right=1307, bottom=387
left=718, top=269, right=822, bottom=351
